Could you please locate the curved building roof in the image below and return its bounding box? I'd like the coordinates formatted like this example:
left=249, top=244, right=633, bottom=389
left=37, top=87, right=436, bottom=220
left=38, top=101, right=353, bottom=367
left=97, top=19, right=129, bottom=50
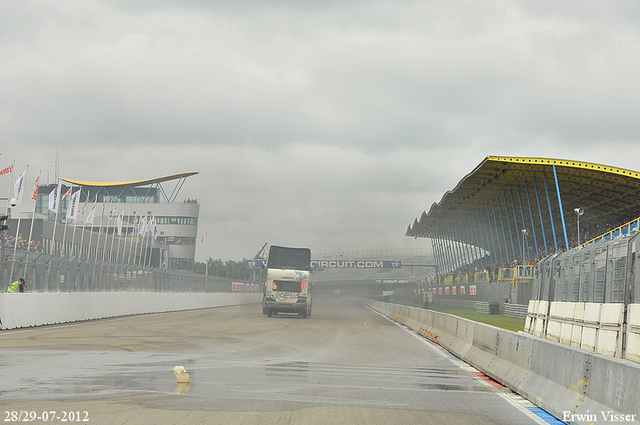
left=59, top=171, right=199, bottom=188
left=406, top=156, right=640, bottom=263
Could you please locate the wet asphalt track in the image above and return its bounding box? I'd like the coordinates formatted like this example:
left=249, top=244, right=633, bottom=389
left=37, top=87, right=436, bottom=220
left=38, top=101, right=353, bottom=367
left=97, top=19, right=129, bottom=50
left=0, top=298, right=551, bottom=425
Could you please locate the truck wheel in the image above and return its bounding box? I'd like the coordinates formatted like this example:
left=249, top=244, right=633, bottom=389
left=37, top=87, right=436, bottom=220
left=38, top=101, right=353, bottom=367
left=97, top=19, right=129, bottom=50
left=267, top=310, right=272, bottom=317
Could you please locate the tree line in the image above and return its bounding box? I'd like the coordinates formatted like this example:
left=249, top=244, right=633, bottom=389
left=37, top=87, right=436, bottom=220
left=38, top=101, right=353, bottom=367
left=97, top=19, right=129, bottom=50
left=193, top=258, right=252, bottom=280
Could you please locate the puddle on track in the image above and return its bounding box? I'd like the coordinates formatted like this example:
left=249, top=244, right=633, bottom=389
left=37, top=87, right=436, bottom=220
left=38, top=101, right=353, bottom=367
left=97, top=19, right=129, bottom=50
left=2, top=351, right=501, bottom=406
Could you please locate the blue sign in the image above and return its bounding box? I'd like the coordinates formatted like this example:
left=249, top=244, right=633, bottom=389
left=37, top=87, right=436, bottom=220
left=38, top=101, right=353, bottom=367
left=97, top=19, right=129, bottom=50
left=246, top=259, right=268, bottom=269
left=311, top=260, right=401, bottom=269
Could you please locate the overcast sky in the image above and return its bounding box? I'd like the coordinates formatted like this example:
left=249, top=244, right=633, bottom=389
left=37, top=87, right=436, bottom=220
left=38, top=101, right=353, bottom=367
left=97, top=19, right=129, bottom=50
left=2, top=1, right=640, bottom=261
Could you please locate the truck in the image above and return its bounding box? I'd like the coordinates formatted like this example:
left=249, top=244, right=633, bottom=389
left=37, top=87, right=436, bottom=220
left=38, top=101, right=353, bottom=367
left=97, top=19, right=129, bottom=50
left=262, top=245, right=312, bottom=318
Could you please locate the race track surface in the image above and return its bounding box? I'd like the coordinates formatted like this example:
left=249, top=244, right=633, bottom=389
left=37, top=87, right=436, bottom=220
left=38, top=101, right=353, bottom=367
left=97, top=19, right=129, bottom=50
left=0, top=298, right=548, bottom=425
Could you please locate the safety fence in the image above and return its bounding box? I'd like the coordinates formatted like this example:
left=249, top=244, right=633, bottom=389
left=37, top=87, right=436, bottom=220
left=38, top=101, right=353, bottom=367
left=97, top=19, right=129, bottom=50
left=0, top=247, right=252, bottom=294
left=532, top=229, right=640, bottom=304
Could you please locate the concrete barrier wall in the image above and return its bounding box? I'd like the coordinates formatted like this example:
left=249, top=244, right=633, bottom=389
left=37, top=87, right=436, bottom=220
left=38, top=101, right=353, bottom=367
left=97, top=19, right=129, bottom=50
left=366, top=300, right=640, bottom=422
left=0, top=292, right=262, bottom=329
left=628, top=304, right=640, bottom=363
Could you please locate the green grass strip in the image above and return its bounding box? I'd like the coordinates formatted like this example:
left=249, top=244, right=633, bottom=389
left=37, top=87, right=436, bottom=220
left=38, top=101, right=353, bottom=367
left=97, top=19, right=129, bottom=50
left=397, top=300, right=526, bottom=332
left=426, top=305, right=526, bottom=332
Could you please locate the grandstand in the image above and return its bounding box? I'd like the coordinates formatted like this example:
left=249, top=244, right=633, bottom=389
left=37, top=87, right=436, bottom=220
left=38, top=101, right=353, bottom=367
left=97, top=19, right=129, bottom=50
left=406, top=156, right=640, bottom=306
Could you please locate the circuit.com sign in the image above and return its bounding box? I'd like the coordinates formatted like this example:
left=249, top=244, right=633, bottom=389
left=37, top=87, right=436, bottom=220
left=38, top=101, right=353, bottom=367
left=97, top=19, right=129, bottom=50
left=311, top=260, right=401, bottom=269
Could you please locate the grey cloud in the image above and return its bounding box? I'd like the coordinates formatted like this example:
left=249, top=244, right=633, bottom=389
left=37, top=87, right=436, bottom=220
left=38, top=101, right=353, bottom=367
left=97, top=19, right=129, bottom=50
left=3, top=1, right=640, bottom=260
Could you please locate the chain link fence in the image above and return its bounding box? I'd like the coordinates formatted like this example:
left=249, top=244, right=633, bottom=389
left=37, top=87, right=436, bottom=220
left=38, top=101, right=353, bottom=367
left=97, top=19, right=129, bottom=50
left=1, top=246, right=245, bottom=293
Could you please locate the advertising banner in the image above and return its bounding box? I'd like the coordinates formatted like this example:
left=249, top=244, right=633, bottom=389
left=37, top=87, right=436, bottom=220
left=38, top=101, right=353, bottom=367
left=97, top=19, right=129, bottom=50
left=246, top=259, right=267, bottom=269
left=311, top=260, right=401, bottom=268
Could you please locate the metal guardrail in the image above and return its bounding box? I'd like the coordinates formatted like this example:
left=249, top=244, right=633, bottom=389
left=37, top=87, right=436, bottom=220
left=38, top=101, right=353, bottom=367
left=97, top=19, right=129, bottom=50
left=581, top=217, right=640, bottom=248
left=503, top=303, right=529, bottom=319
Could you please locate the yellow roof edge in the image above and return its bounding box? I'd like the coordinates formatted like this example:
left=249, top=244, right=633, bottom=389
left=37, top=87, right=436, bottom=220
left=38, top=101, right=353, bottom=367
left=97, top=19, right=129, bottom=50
left=487, top=156, right=640, bottom=179
left=59, top=171, right=199, bottom=187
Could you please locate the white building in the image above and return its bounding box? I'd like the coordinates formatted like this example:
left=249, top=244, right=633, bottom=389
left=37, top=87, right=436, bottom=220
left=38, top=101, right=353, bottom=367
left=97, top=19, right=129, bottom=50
left=33, top=172, right=200, bottom=270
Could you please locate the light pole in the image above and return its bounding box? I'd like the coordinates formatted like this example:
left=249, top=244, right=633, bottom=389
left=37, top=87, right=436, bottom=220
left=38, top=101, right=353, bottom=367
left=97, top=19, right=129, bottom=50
left=574, top=207, right=584, bottom=248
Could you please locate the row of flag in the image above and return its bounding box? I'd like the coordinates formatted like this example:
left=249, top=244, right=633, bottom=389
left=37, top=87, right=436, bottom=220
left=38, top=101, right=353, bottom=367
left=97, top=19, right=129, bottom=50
left=4, top=163, right=209, bottom=258
left=4, top=164, right=158, bottom=238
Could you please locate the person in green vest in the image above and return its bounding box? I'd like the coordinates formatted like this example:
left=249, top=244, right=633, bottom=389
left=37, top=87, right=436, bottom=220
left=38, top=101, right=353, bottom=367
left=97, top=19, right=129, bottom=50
left=7, top=278, right=26, bottom=293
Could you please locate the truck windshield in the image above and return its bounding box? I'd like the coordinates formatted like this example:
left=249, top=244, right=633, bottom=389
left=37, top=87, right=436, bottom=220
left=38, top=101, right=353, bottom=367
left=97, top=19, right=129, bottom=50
left=272, top=280, right=303, bottom=293
left=267, top=246, right=311, bottom=271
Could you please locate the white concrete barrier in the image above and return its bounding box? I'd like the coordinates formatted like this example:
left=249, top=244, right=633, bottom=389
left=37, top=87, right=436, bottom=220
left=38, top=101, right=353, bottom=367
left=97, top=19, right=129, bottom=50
left=627, top=304, right=640, bottom=363
left=365, top=300, right=640, bottom=422
left=0, top=292, right=262, bottom=329
left=525, top=301, right=635, bottom=360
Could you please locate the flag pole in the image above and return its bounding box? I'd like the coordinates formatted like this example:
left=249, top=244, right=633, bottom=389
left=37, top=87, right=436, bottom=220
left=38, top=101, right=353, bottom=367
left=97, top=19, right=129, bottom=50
left=85, top=196, right=98, bottom=280
left=100, top=200, right=114, bottom=289
left=145, top=216, right=155, bottom=267
left=108, top=203, right=117, bottom=261
left=49, top=182, right=61, bottom=255
left=136, top=216, right=147, bottom=266
left=127, top=209, right=135, bottom=264
left=23, top=170, right=41, bottom=282
left=10, top=166, right=28, bottom=281
left=85, top=196, right=98, bottom=261
left=132, top=212, right=140, bottom=265
left=142, top=225, right=150, bottom=267
left=91, top=201, right=106, bottom=289
left=77, top=191, right=91, bottom=292
left=113, top=205, right=125, bottom=291
left=115, top=205, right=125, bottom=262
left=78, top=191, right=91, bottom=260
left=122, top=207, right=131, bottom=263
left=60, top=184, right=72, bottom=257
left=70, top=189, right=81, bottom=258
left=4, top=160, right=14, bottom=215
left=108, top=204, right=118, bottom=266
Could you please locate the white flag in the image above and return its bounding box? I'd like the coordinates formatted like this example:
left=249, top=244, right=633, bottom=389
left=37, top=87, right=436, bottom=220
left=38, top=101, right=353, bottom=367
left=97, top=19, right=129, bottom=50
left=146, top=216, right=154, bottom=233
left=48, top=183, right=62, bottom=213
left=139, top=216, right=148, bottom=235
left=116, top=209, right=125, bottom=236
left=85, top=203, right=96, bottom=224
left=13, top=169, right=27, bottom=204
left=66, top=190, right=81, bottom=219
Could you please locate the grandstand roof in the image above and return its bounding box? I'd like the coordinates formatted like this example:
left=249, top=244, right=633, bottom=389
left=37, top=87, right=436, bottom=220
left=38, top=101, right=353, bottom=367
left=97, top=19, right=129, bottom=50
left=59, top=172, right=199, bottom=188
left=58, top=172, right=199, bottom=203
left=406, top=156, right=640, bottom=259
